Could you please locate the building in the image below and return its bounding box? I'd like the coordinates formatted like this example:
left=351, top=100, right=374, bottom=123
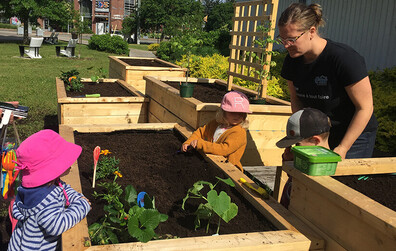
left=75, top=0, right=136, bottom=35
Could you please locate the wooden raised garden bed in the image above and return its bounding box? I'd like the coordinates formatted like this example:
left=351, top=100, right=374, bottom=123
left=108, top=56, right=187, bottom=94
left=59, top=123, right=327, bottom=250
left=56, top=77, right=149, bottom=125
left=144, top=76, right=292, bottom=166
left=279, top=158, right=396, bottom=250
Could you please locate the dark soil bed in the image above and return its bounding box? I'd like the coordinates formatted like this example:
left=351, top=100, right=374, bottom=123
left=74, top=129, right=277, bottom=244
left=333, top=174, right=396, bottom=211
left=65, top=82, right=135, bottom=97
left=120, top=58, right=174, bottom=67
left=165, top=81, right=256, bottom=103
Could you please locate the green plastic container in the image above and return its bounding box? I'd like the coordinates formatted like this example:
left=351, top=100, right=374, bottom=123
left=291, top=146, right=341, bottom=176
left=179, top=83, right=194, bottom=98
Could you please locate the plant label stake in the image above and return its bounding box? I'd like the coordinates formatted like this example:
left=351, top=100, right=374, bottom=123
left=92, top=146, right=101, bottom=188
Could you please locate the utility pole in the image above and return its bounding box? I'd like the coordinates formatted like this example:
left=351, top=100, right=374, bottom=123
left=136, top=0, right=140, bottom=44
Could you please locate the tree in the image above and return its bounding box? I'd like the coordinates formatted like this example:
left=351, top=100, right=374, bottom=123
left=122, top=11, right=138, bottom=43
left=138, top=0, right=204, bottom=40
left=205, top=0, right=234, bottom=31
left=1, top=0, right=72, bottom=44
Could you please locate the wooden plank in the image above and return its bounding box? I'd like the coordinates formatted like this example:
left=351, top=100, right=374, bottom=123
left=148, top=99, right=186, bottom=126
left=62, top=103, right=147, bottom=116
left=86, top=230, right=310, bottom=251
left=235, top=0, right=273, bottom=7
left=62, top=115, right=146, bottom=125
left=283, top=163, right=396, bottom=249
left=244, top=166, right=277, bottom=190
left=273, top=166, right=288, bottom=202
left=59, top=125, right=91, bottom=250
left=248, top=115, right=289, bottom=130
left=64, top=123, right=177, bottom=133
left=333, top=157, right=396, bottom=175
left=155, top=76, right=216, bottom=83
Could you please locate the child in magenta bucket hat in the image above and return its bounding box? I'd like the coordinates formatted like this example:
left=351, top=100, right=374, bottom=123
left=181, top=91, right=251, bottom=171
left=8, top=129, right=91, bottom=251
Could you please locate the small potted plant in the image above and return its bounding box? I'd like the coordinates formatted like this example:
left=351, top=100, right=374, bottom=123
left=60, top=69, right=84, bottom=92
left=245, top=22, right=279, bottom=104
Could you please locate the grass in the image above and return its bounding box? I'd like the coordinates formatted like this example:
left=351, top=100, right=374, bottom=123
left=128, top=44, right=149, bottom=51
left=0, top=42, right=118, bottom=140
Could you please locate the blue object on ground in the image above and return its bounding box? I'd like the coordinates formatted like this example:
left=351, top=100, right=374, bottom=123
left=137, top=191, right=146, bottom=208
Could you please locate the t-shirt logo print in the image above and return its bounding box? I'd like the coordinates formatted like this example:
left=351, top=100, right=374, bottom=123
left=314, top=75, right=328, bottom=86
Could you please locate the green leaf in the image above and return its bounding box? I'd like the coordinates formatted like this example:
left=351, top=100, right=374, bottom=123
left=194, top=203, right=213, bottom=220
left=159, top=213, right=168, bottom=222
left=221, top=203, right=238, bottom=223
left=143, top=194, right=154, bottom=209
left=105, top=229, right=119, bottom=244
left=104, top=205, right=118, bottom=215
left=109, top=216, right=121, bottom=224
left=125, top=185, right=138, bottom=204
left=140, top=209, right=161, bottom=229
left=207, top=190, right=231, bottom=217
left=215, top=177, right=235, bottom=187
left=137, top=228, right=156, bottom=243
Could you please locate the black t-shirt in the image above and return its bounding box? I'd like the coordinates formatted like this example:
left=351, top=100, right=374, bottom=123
left=281, top=39, right=377, bottom=148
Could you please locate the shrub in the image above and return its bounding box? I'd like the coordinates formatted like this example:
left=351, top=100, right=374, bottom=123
left=369, top=67, right=396, bottom=154
left=176, top=53, right=290, bottom=101
left=88, top=34, right=128, bottom=55
left=148, top=43, right=160, bottom=51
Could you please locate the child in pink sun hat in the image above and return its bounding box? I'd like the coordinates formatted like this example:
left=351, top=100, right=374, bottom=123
left=8, top=129, right=91, bottom=251
left=181, top=91, right=251, bottom=171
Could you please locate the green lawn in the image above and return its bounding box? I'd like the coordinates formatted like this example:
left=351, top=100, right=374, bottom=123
left=0, top=42, right=117, bottom=139
left=128, top=44, right=149, bottom=51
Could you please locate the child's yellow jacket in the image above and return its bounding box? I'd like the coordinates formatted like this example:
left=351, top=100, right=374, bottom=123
left=183, top=120, right=247, bottom=171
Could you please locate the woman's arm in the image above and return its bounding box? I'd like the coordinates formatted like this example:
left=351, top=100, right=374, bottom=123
left=287, top=81, right=304, bottom=113
left=333, top=76, right=374, bottom=159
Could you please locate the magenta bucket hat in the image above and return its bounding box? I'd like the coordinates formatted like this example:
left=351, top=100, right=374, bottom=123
left=15, top=129, right=82, bottom=188
left=221, top=91, right=252, bottom=113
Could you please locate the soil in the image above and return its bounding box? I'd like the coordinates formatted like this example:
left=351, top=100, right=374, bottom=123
left=333, top=174, right=396, bottom=211
left=65, top=82, right=135, bottom=97
left=166, top=81, right=256, bottom=103
left=74, top=129, right=277, bottom=244
left=120, top=58, right=174, bottom=68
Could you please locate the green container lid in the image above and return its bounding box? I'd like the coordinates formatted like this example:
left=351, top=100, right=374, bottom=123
left=291, top=146, right=341, bottom=163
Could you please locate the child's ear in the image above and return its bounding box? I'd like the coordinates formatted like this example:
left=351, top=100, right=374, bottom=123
left=311, top=135, right=321, bottom=145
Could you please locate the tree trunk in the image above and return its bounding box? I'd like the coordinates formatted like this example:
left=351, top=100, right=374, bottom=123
left=23, top=18, right=29, bottom=45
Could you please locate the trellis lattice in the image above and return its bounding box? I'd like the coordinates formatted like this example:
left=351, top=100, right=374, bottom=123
left=227, top=0, right=279, bottom=99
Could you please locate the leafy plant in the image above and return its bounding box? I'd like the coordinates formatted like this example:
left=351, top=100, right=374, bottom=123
left=245, top=22, right=280, bottom=100
left=88, top=34, right=129, bottom=55
left=60, top=69, right=84, bottom=92
left=90, top=67, right=107, bottom=83
left=90, top=174, right=169, bottom=244
left=95, top=155, right=120, bottom=180
left=182, top=177, right=238, bottom=235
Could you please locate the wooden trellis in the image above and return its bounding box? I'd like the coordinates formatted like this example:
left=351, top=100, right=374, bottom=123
left=227, top=0, right=279, bottom=99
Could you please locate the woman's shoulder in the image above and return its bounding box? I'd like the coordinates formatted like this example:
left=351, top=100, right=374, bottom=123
left=324, top=39, right=364, bottom=60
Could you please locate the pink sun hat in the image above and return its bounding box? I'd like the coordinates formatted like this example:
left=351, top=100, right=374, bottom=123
left=221, top=91, right=252, bottom=113
left=15, top=129, right=82, bottom=188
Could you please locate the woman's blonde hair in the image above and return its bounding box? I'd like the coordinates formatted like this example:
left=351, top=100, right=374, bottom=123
left=216, top=109, right=249, bottom=129
left=278, top=3, right=325, bottom=31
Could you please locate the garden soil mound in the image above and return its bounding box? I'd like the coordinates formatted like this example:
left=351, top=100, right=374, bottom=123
left=65, top=82, right=135, bottom=97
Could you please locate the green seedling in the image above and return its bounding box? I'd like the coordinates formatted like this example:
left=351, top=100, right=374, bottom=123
left=182, top=177, right=238, bottom=235
left=60, top=69, right=84, bottom=92
left=91, top=67, right=108, bottom=83
left=95, top=155, right=120, bottom=180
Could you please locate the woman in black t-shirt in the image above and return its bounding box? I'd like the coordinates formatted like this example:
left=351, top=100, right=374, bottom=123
left=277, top=3, right=377, bottom=159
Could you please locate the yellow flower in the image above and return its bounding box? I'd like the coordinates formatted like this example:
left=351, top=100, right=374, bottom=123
left=114, top=171, right=122, bottom=177
left=100, top=149, right=111, bottom=155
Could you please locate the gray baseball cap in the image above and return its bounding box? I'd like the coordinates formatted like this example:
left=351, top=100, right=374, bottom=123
left=276, top=108, right=331, bottom=148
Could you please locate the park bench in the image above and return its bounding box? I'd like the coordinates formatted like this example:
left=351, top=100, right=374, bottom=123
left=19, top=37, right=44, bottom=59
left=56, top=39, right=78, bottom=57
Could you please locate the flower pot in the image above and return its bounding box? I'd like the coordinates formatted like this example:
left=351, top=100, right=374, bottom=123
left=249, top=97, right=267, bottom=104
left=180, top=82, right=194, bottom=98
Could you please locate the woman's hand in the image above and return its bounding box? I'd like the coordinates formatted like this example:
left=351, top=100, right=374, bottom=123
left=333, top=145, right=347, bottom=159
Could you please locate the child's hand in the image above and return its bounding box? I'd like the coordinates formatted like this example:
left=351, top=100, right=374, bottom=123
left=282, top=147, right=294, bottom=161
left=190, top=140, right=198, bottom=149
left=181, top=143, right=190, bottom=152
left=81, top=196, right=91, bottom=206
